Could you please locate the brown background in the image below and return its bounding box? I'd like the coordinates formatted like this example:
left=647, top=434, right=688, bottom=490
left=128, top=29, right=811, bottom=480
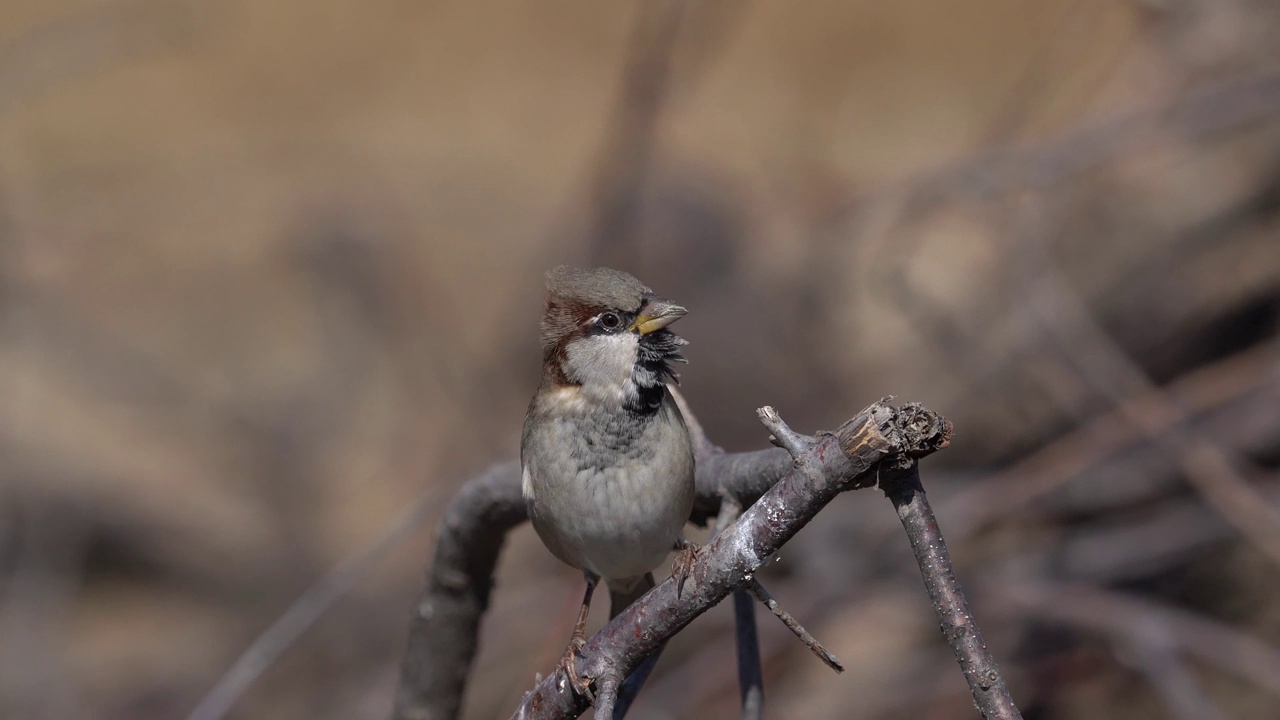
left=3, top=0, right=1279, bottom=718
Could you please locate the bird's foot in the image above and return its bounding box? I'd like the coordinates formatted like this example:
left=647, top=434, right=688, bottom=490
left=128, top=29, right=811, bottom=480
left=671, top=538, right=699, bottom=598
left=557, top=634, right=594, bottom=699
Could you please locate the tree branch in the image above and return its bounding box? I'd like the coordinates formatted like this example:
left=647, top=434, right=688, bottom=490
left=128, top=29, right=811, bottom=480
left=392, top=463, right=525, bottom=720
left=741, top=577, right=842, bottom=673
left=391, top=399, right=967, bottom=720
left=507, top=400, right=952, bottom=719
left=880, top=462, right=1023, bottom=720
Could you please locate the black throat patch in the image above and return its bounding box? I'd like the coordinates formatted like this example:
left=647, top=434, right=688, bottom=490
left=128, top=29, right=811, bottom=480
left=626, top=329, right=687, bottom=415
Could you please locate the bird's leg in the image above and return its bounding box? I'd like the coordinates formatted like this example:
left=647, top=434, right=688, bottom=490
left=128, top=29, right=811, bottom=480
left=558, top=570, right=599, bottom=698
left=670, top=538, right=699, bottom=598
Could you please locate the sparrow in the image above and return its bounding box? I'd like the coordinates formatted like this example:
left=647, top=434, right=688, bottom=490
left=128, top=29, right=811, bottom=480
left=521, top=266, right=697, bottom=693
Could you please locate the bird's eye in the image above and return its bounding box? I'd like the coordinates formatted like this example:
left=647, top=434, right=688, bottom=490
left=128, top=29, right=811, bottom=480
left=598, top=312, right=622, bottom=331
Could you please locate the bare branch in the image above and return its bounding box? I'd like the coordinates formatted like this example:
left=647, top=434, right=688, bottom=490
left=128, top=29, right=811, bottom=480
left=741, top=578, right=842, bottom=673
left=508, top=400, right=953, bottom=719
left=393, top=463, right=525, bottom=720
left=880, top=463, right=1023, bottom=720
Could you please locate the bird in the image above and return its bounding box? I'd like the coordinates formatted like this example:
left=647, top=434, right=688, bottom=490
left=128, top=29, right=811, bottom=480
left=521, top=266, right=697, bottom=694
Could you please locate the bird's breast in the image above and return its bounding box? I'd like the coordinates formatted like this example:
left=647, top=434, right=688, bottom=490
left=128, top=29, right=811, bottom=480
left=522, top=391, right=695, bottom=580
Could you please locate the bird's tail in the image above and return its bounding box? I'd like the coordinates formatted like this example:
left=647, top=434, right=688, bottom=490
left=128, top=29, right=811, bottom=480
left=609, top=573, right=656, bottom=620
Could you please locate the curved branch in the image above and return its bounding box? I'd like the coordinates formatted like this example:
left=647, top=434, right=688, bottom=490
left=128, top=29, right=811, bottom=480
left=392, top=462, right=525, bottom=720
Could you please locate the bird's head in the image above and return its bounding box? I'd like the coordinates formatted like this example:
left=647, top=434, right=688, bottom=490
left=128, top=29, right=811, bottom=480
left=539, top=266, right=688, bottom=413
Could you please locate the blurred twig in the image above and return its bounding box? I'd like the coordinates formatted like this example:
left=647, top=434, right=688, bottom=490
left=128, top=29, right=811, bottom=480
left=942, top=339, right=1280, bottom=540
left=998, top=582, right=1280, bottom=699
left=859, top=69, right=1280, bottom=338
left=587, top=0, right=690, bottom=256
left=1016, top=196, right=1280, bottom=569
left=1054, top=477, right=1280, bottom=582
left=903, top=70, right=1280, bottom=206
left=1125, top=637, right=1227, bottom=720
left=187, top=485, right=443, bottom=720
left=732, top=573, right=764, bottom=720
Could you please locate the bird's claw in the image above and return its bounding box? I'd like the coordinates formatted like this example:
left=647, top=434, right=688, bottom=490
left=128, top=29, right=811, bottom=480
left=558, top=635, right=594, bottom=700
left=671, top=539, right=699, bottom=598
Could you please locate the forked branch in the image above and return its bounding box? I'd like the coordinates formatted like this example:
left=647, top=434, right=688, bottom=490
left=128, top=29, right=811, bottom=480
left=391, top=399, right=1022, bottom=720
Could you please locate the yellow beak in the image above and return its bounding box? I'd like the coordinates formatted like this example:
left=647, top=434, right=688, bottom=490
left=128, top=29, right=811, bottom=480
left=630, top=299, right=687, bottom=334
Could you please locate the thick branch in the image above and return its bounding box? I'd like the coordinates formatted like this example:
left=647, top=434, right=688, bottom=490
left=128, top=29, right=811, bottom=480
left=510, top=400, right=952, bottom=719
left=880, top=463, right=1022, bottom=720
left=393, top=463, right=525, bottom=720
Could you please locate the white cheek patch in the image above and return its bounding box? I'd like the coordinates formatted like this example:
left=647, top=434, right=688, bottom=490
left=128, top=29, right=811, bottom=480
left=564, top=334, right=640, bottom=403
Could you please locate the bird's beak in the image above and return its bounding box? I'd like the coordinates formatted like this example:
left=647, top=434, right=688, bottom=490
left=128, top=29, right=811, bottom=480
left=630, top=299, right=687, bottom=334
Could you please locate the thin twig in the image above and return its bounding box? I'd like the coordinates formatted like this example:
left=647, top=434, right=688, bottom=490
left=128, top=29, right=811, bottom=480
left=714, top=497, right=764, bottom=720
left=189, top=486, right=441, bottom=720
left=880, top=463, right=1023, bottom=720
left=741, top=579, right=842, bottom=673
left=762, top=411, right=815, bottom=457
left=1125, top=638, right=1227, bottom=720
left=888, top=71, right=1280, bottom=207
left=712, top=419, right=840, bottom=681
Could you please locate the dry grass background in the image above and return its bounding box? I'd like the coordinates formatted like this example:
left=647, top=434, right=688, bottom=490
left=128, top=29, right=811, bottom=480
left=2, top=0, right=1279, bottom=718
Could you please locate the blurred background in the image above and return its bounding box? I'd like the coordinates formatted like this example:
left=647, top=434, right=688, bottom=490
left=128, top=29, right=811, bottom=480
left=2, top=0, right=1279, bottom=718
